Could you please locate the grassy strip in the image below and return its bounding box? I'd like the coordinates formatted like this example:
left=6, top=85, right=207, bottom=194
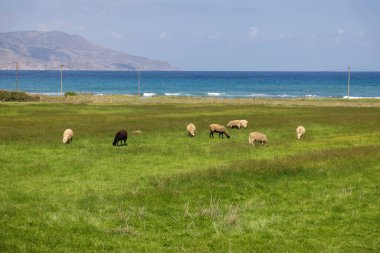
left=0, top=102, right=379, bottom=252
left=1, top=146, right=378, bottom=252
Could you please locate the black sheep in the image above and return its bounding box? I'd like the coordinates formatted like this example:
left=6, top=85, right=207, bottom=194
left=113, top=129, right=128, bottom=146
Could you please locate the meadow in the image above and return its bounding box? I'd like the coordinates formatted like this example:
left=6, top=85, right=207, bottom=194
left=0, top=97, right=379, bottom=252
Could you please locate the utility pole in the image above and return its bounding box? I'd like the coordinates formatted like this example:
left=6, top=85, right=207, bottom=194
left=137, top=70, right=141, bottom=96
left=60, top=64, right=63, bottom=95
left=15, top=62, right=19, bottom=91
left=347, top=65, right=351, bottom=98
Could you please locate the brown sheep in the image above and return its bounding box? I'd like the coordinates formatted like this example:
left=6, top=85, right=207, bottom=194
left=248, top=132, right=268, bottom=147
left=186, top=123, right=196, bottom=137
left=113, top=129, right=128, bottom=146
left=209, top=124, right=230, bottom=138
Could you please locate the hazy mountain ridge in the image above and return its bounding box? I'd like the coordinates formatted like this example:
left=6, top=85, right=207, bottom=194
left=0, top=31, right=174, bottom=70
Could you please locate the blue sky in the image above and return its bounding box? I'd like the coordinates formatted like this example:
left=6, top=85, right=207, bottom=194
left=0, top=0, right=379, bottom=70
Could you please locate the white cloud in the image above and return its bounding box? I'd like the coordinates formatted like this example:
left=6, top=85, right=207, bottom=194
left=37, top=18, right=68, bottom=31
left=208, top=32, right=221, bottom=39
left=248, top=27, right=294, bottom=43
left=248, top=26, right=258, bottom=40
left=77, top=25, right=87, bottom=32
left=337, top=29, right=345, bottom=35
left=109, top=30, right=123, bottom=39
left=157, top=31, right=170, bottom=39
left=262, top=32, right=294, bottom=42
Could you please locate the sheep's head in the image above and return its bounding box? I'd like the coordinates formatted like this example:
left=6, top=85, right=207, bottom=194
left=113, top=141, right=117, bottom=146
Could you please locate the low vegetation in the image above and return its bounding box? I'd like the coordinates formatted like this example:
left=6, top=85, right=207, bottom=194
left=0, top=90, right=39, bottom=102
left=0, top=100, right=379, bottom=252
left=64, top=91, right=78, bottom=97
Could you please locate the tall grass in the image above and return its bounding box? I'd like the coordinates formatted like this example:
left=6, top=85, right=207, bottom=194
left=0, top=101, right=379, bottom=252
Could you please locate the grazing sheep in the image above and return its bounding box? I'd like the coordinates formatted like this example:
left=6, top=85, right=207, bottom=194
left=227, top=120, right=248, bottom=129
left=62, top=129, right=74, bottom=144
left=186, top=123, right=196, bottom=137
left=227, top=120, right=242, bottom=129
left=209, top=124, right=230, bottom=139
left=296, top=126, right=306, bottom=140
left=248, top=132, right=268, bottom=147
left=132, top=130, right=142, bottom=135
left=239, top=120, right=248, bottom=128
left=113, top=129, right=128, bottom=146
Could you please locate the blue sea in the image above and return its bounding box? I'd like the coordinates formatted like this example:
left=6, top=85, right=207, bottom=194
left=0, top=71, right=379, bottom=98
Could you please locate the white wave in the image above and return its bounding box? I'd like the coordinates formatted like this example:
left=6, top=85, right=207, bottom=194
left=165, top=93, right=181, bottom=96
left=207, top=92, right=226, bottom=96
left=305, top=94, right=318, bottom=97
left=143, top=92, right=156, bottom=97
left=343, top=96, right=380, bottom=99
left=28, top=92, right=61, bottom=96
left=248, top=93, right=272, bottom=98
left=276, top=94, right=296, bottom=98
left=247, top=93, right=297, bottom=98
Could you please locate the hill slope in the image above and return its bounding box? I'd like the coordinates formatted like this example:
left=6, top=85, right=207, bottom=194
left=0, top=31, right=174, bottom=70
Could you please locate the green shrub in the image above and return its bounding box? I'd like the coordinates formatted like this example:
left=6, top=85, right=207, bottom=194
left=64, top=91, right=78, bottom=97
left=0, top=90, right=39, bottom=102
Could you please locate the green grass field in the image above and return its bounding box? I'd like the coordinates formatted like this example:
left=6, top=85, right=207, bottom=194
left=0, top=99, right=379, bottom=252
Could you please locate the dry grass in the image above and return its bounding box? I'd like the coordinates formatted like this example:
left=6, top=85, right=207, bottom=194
left=36, top=93, right=380, bottom=107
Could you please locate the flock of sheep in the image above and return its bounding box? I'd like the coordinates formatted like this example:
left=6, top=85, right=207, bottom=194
left=187, top=121, right=306, bottom=147
left=62, top=121, right=306, bottom=148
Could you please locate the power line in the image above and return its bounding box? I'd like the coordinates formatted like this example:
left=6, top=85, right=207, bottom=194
left=60, top=64, right=63, bottom=95
left=16, top=62, right=19, bottom=90
left=347, top=65, right=351, bottom=98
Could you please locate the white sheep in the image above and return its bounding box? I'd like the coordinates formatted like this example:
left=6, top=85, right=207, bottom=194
left=239, top=120, right=248, bottom=128
left=186, top=123, right=196, bottom=137
left=296, top=126, right=305, bottom=140
left=227, top=120, right=242, bottom=129
left=248, top=132, right=268, bottom=147
left=227, top=120, right=248, bottom=129
left=62, top=129, right=74, bottom=144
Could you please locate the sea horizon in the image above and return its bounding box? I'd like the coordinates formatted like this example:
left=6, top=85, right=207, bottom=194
left=1, top=70, right=379, bottom=99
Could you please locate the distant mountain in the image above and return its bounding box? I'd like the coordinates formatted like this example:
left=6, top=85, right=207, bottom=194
left=0, top=31, right=175, bottom=70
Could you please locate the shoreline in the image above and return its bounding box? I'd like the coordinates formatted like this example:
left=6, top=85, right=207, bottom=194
left=30, top=91, right=380, bottom=100
left=2, top=89, right=380, bottom=106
